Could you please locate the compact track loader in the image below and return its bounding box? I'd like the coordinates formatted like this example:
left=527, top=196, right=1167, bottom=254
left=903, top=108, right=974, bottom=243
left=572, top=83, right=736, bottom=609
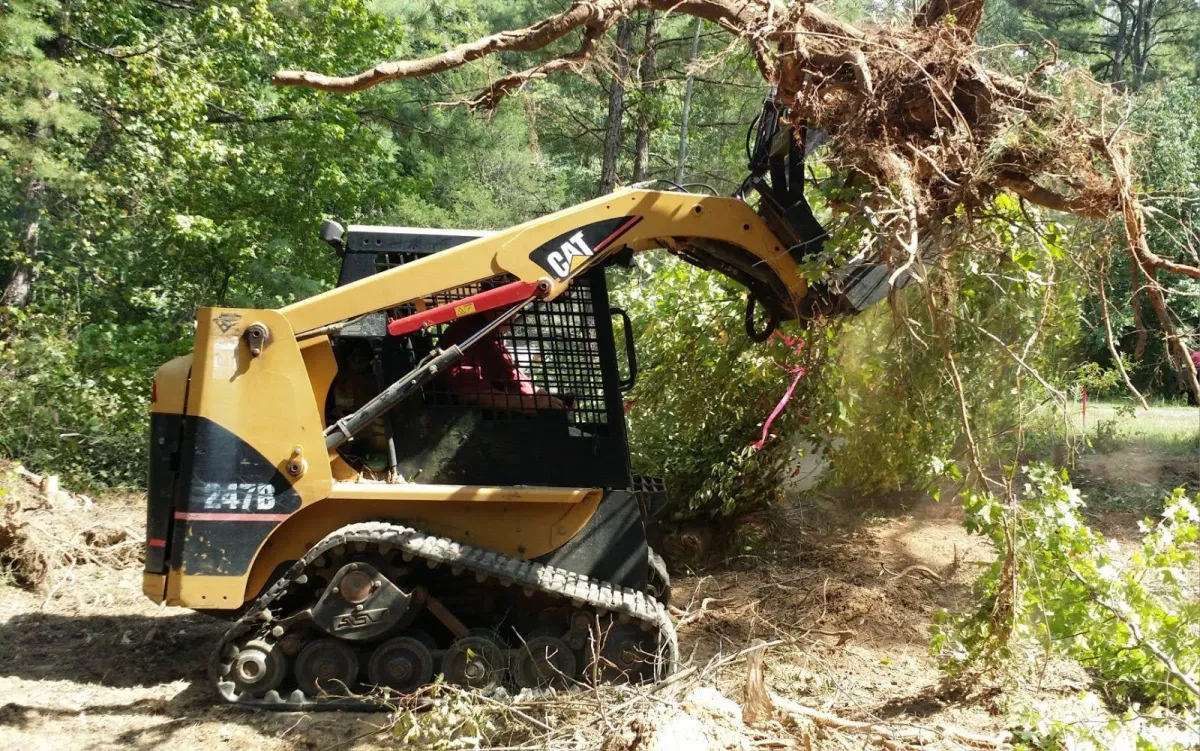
left=142, top=102, right=899, bottom=708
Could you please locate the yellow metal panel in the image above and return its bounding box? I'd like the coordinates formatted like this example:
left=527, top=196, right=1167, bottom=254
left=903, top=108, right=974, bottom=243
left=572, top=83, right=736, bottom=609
left=171, top=308, right=333, bottom=605
left=298, top=335, right=338, bottom=420
left=150, top=353, right=192, bottom=415
left=142, top=572, right=167, bottom=602
left=184, top=307, right=332, bottom=500
left=166, top=573, right=251, bottom=608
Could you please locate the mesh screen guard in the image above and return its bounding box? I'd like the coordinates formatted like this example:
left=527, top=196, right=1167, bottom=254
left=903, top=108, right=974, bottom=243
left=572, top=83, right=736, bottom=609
left=380, top=257, right=615, bottom=437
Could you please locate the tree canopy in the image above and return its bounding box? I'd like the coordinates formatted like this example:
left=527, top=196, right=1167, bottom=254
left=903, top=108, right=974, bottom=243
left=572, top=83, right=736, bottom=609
left=1, top=0, right=1199, bottom=499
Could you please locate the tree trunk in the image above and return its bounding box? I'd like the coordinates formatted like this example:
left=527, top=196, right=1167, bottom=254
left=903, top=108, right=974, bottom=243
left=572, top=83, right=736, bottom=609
left=1130, top=0, right=1155, bottom=90
left=1, top=178, right=45, bottom=310
left=675, top=18, right=702, bottom=184
left=1110, top=6, right=1129, bottom=88
left=633, top=11, right=660, bottom=183
left=599, top=18, right=634, bottom=195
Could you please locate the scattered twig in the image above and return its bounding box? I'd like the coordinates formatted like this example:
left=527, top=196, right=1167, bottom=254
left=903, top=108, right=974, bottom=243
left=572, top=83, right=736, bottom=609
left=773, top=692, right=1011, bottom=748
left=676, top=596, right=731, bottom=626
left=880, top=563, right=943, bottom=583
left=802, top=628, right=856, bottom=646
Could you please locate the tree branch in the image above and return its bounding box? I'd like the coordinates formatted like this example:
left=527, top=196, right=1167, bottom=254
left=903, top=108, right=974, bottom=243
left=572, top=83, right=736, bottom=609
left=273, top=1, right=614, bottom=93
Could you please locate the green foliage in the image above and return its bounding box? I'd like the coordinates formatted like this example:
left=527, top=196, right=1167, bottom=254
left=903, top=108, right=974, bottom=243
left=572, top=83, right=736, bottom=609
left=0, top=0, right=593, bottom=485
left=1078, top=82, right=1200, bottom=397
left=0, top=316, right=160, bottom=487
left=391, top=682, right=502, bottom=749
left=934, top=465, right=1200, bottom=712
left=979, top=0, right=1199, bottom=88
left=0, top=0, right=426, bottom=483
left=1007, top=698, right=1197, bottom=750
left=0, top=0, right=96, bottom=186
left=612, top=257, right=833, bottom=520
left=825, top=195, right=1086, bottom=495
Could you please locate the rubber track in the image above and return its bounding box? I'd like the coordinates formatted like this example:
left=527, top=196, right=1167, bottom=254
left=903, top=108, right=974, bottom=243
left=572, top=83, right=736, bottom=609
left=211, top=521, right=679, bottom=710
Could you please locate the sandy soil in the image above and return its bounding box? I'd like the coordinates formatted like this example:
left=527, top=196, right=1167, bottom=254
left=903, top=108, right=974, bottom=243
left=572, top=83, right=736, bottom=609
left=0, top=470, right=1147, bottom=750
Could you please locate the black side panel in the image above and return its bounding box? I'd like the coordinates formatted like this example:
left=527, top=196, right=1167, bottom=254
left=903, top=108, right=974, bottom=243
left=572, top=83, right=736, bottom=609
left=145, top=412, right=182, bottom=573
left=169, top=417, right=302, bottom=576
left=535, top=490, right=647, bottom=591
left=336, top=253, right=377, bottom=286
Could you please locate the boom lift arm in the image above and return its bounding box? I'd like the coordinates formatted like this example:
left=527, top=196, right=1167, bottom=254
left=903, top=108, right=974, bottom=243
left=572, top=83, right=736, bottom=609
left=282, top=189, right=810, bottom=340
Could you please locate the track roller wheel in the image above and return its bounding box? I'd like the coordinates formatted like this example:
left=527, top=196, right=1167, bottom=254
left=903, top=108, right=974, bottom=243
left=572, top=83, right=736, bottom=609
left=295, top=637, right=359, bottom=696
left=597, top=624, right=651, bottom=683
left=513, top=636, right=576, bottom=689
left=230, top=639, right=287, bottom=696
left=442, top=635, right=504, bottom=690
left=367, top=636, right=434, bottom=693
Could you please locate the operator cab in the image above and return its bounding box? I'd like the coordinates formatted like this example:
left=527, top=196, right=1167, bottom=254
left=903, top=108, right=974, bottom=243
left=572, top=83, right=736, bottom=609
left=321, top=224, right=644, bottom=495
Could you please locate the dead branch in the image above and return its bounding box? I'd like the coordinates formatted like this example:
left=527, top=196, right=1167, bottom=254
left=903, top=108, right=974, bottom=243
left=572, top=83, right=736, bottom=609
left=803, top=628, right=856, bottom=645
left=993, top=171, right=1110, bottom=220
left=741, top=642, right=776, bottom=725
left=880, top=563, right=943, bottom=583
left=273, top=2, right=613, bottom=93
left=773, top=692, right=1011, bottom=748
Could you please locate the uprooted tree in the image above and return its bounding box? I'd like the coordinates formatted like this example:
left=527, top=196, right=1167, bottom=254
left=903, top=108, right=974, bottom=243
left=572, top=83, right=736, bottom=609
left=270, top=0, right=1200, bottom=401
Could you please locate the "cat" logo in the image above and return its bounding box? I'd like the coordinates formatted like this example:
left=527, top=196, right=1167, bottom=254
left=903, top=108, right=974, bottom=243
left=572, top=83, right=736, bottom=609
left=544, top=231, right=593, bottom=278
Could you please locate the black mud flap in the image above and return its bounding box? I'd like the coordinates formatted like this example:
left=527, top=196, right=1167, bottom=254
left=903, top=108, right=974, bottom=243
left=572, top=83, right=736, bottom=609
left=145, top=412, right=183, bottom=574
left=169, top=417, right=302, bottom=577
left=534, top=489, right=648, bottom=592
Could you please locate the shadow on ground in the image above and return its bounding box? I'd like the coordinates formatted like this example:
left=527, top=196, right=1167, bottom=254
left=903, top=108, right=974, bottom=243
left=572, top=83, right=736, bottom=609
left=0, top=611, right=389, bottom=750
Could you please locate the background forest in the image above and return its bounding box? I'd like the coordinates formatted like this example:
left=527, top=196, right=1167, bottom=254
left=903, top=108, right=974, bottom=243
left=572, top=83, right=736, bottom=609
left=2, top=1, right=1200, bottom=746
left=0, top=0, right=1198, bottom=503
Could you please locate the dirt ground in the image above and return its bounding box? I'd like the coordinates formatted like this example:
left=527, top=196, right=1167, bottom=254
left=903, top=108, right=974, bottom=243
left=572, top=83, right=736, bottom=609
left=0, top=466, right=1149, bottom=750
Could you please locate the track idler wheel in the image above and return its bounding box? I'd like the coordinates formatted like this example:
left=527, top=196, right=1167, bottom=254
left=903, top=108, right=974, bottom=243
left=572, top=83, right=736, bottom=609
left=295, top=637, right=360, bottom=696
left=367, top=636, right=434, bottom=693
left=442, top=635, right=504, bottom=690
left=231, top=639, right=287, bottom=696
left=513, top=636, right=576, bottom=689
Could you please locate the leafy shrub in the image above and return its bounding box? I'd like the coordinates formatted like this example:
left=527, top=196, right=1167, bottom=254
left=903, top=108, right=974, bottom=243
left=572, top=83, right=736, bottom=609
left=612, top=257, right=836, bottom=520
left=0, top=311, right=190, bottom=488
left=934, top=464, right=1200, bottom=712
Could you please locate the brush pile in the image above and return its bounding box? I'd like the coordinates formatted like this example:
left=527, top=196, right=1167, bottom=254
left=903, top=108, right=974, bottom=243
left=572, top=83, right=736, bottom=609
left=0, top=461, right=141, bottom=591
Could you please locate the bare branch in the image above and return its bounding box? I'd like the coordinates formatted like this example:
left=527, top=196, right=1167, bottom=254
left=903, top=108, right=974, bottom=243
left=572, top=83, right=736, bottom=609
left=1097, top=257, right=1150, bottom=410
left=273, top=1, right=614, bottom=93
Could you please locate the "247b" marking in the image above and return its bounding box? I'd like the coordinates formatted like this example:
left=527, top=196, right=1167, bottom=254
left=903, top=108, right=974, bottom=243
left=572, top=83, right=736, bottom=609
left=201, top=482, right=276, bottom=511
